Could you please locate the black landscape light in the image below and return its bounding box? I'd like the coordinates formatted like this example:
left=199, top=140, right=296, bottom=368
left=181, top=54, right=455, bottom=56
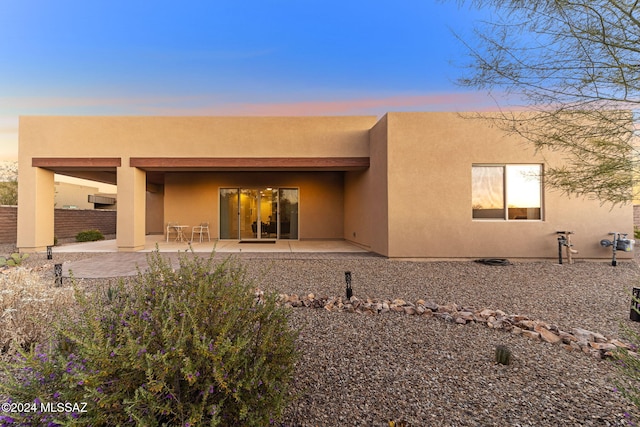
left=631, top=288, right=640, bottom=322
left=46, top=245, right=52, bottom=260
left=345, top=271, right=352, bottom=300
left=54, top=263, right=62, bottom=287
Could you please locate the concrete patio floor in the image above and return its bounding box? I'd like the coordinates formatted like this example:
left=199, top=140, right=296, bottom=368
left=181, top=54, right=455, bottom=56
left=53, top=235, right=369, bottom=254
left=52, top=236, right=371, bottom=278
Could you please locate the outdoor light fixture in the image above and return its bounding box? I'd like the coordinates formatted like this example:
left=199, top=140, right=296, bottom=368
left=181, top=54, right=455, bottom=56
left=345, top=271, right=352, bottom=300
left=47, top=245, right=52, bottom=260
left=54, top=263, right=62, bottom=287
left=631, top=288, right=640, bottom=322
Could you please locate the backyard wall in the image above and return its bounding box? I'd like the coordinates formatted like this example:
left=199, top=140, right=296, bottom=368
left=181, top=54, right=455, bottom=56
left=0, top=206, right=17, bottom=244
left=0, top=206, right=116, bottom=244
left=634, top=205, right=640, bottom=227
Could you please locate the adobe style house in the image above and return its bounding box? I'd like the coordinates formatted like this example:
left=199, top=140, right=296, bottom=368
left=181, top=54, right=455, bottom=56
left=17, top=113, right=633, bottom=259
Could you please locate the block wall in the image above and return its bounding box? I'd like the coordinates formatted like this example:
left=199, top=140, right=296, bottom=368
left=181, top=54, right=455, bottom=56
left=0, top=206, right=116, bottom=244
left=0, top=206, right=17, bottom=244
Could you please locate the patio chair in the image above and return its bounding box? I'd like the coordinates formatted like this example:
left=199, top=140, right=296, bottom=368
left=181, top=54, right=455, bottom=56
left=166, top=222, right=177, bottom=242
left=191, top=222, right=211, bottom=242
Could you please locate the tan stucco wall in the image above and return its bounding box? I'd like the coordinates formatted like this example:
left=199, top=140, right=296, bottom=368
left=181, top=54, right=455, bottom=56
left=54, top=181, right=98, bottom=209
left=146, top=188, right=164, bottom=234
left=163, top=172, right=344, bottom=240
left=18, top=116, right=375, bottom=159
left=381, top=112, right=633, bottom=259
left=343, top=115, right=390, bottom=255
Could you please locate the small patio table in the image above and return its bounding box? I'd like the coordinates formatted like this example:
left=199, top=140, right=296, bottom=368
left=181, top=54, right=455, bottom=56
left=173, top=225, right=189, bottom=242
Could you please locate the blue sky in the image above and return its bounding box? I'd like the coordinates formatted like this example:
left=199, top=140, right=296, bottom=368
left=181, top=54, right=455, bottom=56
left=0, top=0, right=494, bottom=160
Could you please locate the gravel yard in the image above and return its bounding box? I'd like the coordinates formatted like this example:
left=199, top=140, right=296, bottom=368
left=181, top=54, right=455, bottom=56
left=5, top=244, right=640, bottom=425
left=245, top=256, right=640, bottom=425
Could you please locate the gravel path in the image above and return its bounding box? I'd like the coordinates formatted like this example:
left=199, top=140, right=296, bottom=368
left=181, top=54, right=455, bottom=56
left=5, top=244, right=640, bottom=425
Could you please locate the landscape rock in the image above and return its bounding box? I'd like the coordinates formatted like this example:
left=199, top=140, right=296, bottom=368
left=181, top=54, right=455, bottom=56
left=261, top=289, right=630, bottom=361
left=535, top=325, right=562, bottom=344
left=521, top=330, right=541, bottom=341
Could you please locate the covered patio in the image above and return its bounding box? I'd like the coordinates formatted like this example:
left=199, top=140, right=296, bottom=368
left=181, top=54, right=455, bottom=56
left=52, top=235, right=369, bottom=254
left=53, top=236, right=371, bottom=278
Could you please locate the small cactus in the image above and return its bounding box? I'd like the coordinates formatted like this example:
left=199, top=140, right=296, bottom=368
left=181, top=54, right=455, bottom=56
left=0, top=252, right=29, bottom=267
left=495, top=344, right=512, bottom=365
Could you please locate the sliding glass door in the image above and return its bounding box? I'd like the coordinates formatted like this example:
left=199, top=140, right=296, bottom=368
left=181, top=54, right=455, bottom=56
left=279, top=188, right=298, bottom=239
left=220, top=187, right=298, bottom=240
left=239, top=189, right=259, bottom=239
left=219, top=189, right=238, bottom=239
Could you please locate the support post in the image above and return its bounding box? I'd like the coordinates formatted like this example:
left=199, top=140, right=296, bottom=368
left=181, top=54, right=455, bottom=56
left=116, top=164, right=146, bottom=251
left=17, top=166, right=55, bottom=252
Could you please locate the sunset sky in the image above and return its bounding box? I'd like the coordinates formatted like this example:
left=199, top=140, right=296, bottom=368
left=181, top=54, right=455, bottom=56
left=0, top=0, right=497, bottom=161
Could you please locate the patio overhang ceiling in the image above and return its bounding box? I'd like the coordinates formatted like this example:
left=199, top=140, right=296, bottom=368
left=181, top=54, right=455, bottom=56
left=32, top=157, right=370, bottom=187
left=32, top=157, right=120, bottom=186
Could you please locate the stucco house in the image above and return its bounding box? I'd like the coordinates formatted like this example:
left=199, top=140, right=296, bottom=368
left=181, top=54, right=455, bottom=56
left=54, top=181, right=117, bottom=210
left=17, top=112, right=633, bottom=259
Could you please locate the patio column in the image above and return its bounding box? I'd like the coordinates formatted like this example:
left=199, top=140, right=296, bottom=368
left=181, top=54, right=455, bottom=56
left=17, top=166, right=55, bottom=252
left=117, top=165, right=146, bottom=251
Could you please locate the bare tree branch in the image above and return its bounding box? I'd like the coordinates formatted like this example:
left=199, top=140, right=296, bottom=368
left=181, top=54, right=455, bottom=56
left=447, top=0, right=640, bottom=203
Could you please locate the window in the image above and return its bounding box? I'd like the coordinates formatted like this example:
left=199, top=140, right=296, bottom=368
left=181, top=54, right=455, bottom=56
left=472, top=164, right=542, bottom=220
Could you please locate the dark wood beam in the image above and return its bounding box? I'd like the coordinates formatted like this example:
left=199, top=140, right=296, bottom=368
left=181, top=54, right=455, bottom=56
left=129, top=157, right=369, bottom=169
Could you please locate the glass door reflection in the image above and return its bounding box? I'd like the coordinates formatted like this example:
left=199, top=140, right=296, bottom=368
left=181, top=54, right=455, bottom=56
left=220, top=187, right=298, bottom=240
left=260, top=188, right=278, bottom=238
left=219, top=189, right=238, bottom=239
left=239, top=189, right=258, bottom=239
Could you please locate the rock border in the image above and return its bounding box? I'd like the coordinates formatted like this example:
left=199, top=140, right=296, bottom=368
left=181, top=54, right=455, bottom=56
left=259, top=290, right=635, bottom=360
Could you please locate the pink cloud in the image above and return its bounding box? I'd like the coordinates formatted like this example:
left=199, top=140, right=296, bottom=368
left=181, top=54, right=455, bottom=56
left=138, top=92, right=501, bottom=116
left=1, top=91, right=503, bottom=118
left=222, top=93, right=497, bottom=115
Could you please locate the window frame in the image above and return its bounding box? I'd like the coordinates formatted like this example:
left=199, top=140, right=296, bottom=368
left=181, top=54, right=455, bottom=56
left=471, top=163, right=544, bottom=221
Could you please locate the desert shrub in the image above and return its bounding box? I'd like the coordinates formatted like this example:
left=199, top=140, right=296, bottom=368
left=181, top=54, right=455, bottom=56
left=0, top=251, right=299, bottom=426
left=0, top=267, right=75, bottom=354
left=75, top=229, right=105, bottom=242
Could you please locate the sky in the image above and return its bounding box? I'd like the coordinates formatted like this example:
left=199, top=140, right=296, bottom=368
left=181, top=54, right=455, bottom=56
left=0, top=0, right=496, bottom=162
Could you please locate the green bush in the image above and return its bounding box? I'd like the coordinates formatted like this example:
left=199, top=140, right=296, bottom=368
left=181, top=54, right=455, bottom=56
left=0, top=252, right=299, bottom=426
left=75, top=229, right=105, bottom=242
left=0, top=252, right=29, bottom=267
